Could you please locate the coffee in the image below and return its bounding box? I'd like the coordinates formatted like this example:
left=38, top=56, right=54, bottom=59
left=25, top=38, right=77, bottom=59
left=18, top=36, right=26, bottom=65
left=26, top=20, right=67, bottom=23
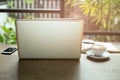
left=91, top=45, right=106, bottom=56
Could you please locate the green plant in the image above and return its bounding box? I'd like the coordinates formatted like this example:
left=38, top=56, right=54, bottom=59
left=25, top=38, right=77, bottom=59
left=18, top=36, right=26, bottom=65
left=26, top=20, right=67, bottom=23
left=66, top=0, right=120, bottom=31
left=66, top=0, right=120, bottom=41
left=0, top=17, right=16, bottom=44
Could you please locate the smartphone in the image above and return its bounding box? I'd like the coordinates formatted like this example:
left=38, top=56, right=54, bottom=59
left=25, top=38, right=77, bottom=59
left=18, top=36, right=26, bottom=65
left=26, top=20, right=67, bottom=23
left=1, top=47, right=17, bottom=55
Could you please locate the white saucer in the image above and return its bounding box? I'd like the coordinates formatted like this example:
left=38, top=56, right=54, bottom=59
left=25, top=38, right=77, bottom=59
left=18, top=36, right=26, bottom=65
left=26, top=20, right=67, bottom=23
left=86, top=50, right=110, bottom=59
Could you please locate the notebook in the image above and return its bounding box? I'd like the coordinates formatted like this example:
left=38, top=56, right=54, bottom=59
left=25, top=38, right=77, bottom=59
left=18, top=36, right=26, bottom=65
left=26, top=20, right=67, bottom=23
left=16, top=19, right=84, bottom=59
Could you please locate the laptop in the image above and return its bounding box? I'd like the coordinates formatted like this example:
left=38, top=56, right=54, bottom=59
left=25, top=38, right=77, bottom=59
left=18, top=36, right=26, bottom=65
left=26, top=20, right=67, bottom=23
left=16, top=19, right=84, bottom=59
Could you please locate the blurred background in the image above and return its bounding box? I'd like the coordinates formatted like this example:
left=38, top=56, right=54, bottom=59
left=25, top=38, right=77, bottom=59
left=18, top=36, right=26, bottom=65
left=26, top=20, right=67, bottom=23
left=0, top=0, right=120, bottom=44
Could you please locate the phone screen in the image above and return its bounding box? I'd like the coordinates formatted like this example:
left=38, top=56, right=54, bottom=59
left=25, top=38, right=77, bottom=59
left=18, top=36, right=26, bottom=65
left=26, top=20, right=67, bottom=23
left=4, top=48, right=16, bottom=52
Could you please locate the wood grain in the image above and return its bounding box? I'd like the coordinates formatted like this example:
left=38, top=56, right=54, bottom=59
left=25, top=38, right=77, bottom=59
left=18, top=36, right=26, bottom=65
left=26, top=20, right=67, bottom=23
left=0, top=45, right=120, bottom=80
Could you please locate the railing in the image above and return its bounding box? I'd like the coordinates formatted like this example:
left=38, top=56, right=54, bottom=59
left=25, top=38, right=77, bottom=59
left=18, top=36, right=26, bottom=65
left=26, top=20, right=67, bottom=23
left=84, top=31, right=120, bottom=36
left=0, top=0, right=64, bottom=18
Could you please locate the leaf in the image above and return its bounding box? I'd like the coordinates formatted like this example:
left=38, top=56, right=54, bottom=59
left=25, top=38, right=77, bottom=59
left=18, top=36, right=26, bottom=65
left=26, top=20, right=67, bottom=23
left=103, top=21, right=107, bottom=29
left=1, top=26, right=11, bottom=34
left=8, top=40, right=16, bottom=44
left=7, top=17, right=16, bottom=26
left=91, top=7, right=96, bottom=16
left=0, top=34, right=3, bottom=42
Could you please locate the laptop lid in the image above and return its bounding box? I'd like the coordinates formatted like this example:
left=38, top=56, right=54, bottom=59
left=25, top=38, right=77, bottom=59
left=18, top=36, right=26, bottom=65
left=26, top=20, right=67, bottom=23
left=16, top=19, right=84, bottom=59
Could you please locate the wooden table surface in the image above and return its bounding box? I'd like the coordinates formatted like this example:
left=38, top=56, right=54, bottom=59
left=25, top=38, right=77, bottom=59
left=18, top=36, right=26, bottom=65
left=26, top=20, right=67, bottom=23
left=0, top=44, right=120, bottom=80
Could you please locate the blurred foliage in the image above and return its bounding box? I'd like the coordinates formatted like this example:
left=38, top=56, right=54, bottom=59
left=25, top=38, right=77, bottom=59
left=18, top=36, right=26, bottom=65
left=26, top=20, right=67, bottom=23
left=66, top=0, right=120, bottom=41
left=7, top=0, right=14, bottom=9
left=66, top=0, right=120, bottom=31
left=0, top=17, right=16, bottom=44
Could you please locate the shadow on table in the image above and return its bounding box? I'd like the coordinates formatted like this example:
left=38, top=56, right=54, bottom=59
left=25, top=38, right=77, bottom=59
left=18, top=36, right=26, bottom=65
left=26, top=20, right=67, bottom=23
left=86, top=56, right=110, bottom=62
left=18, top=60, right=80, bottom=80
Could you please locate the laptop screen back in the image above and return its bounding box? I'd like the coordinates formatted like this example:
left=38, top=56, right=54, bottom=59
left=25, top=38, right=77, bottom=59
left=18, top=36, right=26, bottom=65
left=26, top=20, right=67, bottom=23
left=16, top=19, right=84, bottom=59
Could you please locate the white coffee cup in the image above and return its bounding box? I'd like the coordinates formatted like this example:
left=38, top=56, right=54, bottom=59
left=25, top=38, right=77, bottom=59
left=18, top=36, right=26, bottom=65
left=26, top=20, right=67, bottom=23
left=91, top=45, right=106, bottom=56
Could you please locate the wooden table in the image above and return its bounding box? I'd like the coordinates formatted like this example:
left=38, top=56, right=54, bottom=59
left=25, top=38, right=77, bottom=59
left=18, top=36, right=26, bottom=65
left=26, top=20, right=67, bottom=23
left=0, top=45, right=120, bottom=80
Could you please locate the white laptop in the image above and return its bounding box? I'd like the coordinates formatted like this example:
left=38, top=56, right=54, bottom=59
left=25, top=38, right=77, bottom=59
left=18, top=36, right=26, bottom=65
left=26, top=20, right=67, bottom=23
left=16, top=19, right=84, bottom=59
